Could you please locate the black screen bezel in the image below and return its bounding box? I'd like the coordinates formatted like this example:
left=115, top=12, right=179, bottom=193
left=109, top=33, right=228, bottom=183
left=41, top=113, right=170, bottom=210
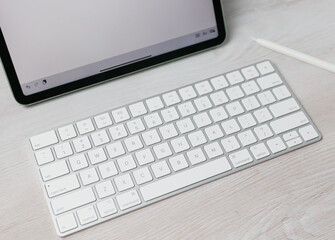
left=0, top=0, right=226, bottom=104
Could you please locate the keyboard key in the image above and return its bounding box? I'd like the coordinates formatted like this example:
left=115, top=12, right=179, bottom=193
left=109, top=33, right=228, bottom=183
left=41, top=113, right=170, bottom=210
left=87, top=148, right=107, bottom=165
left=221, top=119, right=240, bottom=135
left=159, top=124, right=178, bottom=140
left=46, top=174, right=80, bottom=198
left=211, top=75, right=229, bottom=90
left=205, top=125, right=224, bottom=141
left=95, top=180, right=115, bottom=198
left=195, top=80, right=213, bottom=95
left=51, top=188, right=96, bottom=215
left=54, top=142, right=73, bottom=159
left=142, top=129, right=161, bottom=145
left=161, top=107, right=180, bottom=122
left=76, top=119, right=95, bottom=135
left=153, top=142, right=172, bottom=159
left=179, top=86, right=197, bottom=100
left=144, top=112, right=162, bottom=128
left=91, top=130, right=110, bottom=146
left=209, top=107, right=228, bottom=122
left=226, top=70, right=244, bottom=85
left=267, top=137, right=286, bottom=153
left=250, top=143, right=270, bottom=160
left=135, top=149, right=155, bottom=166
left=204, top=142, right=223, bottom=159
left=254, top=124, right=273, bottom=140
left=241, top=66, right=260, bottom=80
left=112, top=107, right=130, bottom=123
left=69, top=154, right=88, bottom=171
left=73, top=136, right=92, bottom=153
left=40, top=160, right=69, bottom=181
left=226, top=86, right=244, bottom=101
left=194, top=96, right=212, bottom=111
left=140, top=158, right=231, bottom=201
left=94, top=113, right=113, bottom=129
left=254, top=108, right=273, bottom=123
left=80, top=168, right=99, bottom=186
left=30, top=130, right=58, bottom=150
left=169, top=155, right=189, bottom=171
left=56, top=213, right=78, bottom=233
left=257, top=90, right=276, bottom=106
left=129, top=102, right=147, bottom=117
left=188, top=130, right=207, bottom=147
left=133, top=167, right=153, bottom=185
left=269, top=98, right=300, bottom=118
left=193, top=112, right=212, bottom=128
left=273, top=85, right=291, bottom=100
left=210, top=91, right=229, bottom=106
left=299, top=125, right=319, bottom=141
left=116, top=190, right=141, bottom=210
left=117, top=155, right=137, bottom=172
left=256, top=61, right=275, bottom=75
left=106, top=141, right=125, bottom=159
left=176, top=118, right=195, bottom=134
left=97, top=199, right=118, bottom=218
left=124, top=135, right=143, bottom=152
left=178, top=102, right=196, bottom=117
left=241, top=80, right=260, bottom=95
left=146, top=96, right=164, bottom=112
left=35, top=148, right=54, bottom=165
left=77, top=206, right=98, bottom=225
left=162, top=91, right=181, bottom=106
left=114, top=174, right=134, bottom=192
left=127, top=118, right=146, bottom=134
left=221, top=136, right=240, bottom=153
left=237, top=113, right=257, bottom=129
left=187, top=148, right=206, bottom=165
left=283, top=131, right=299, bottom=141
left=109, top=124, right=128, bottom=140
left=226, top=101, right=244, bottom=117
left=58, top=124, right=77, bottom=141
left=171, top=136, right=190, bottom=153
left=242, top=96, right=260, bottom=111
left=257, top=73, right=282, bottom=90
left=237, top=130, right=257, bottom=147
left=286, top=137, right=303, bottom=147
left=151, top=160, right=171, bottom=178
left=98, top=161, right=118, bottom=179
left=270, top=111, right=309, bottom=134
left=229, top=149, right=253, bottom=168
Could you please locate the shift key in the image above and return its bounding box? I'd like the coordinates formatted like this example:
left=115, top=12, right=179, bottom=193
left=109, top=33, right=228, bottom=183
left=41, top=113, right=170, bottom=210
left=51, top=188, right=96, bottom=215
left=270, top=111, right=309, bottom=134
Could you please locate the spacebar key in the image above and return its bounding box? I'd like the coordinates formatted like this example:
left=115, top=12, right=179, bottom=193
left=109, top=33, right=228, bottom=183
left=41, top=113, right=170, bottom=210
left=140, top=157, right=231, bottom=201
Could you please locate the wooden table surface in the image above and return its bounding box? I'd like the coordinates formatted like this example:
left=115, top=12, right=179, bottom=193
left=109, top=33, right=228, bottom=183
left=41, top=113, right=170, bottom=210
left=1, top=0, right=335, bottom=239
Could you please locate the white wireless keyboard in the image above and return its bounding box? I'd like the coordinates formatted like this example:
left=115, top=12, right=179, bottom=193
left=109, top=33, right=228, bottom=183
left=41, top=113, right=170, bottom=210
left=29, top=60, right=321, bottom=237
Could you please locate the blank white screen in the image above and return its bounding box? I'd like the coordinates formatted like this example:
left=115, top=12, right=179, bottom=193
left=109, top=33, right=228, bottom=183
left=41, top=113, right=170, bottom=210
left=0, top=0, right=216, bottom=84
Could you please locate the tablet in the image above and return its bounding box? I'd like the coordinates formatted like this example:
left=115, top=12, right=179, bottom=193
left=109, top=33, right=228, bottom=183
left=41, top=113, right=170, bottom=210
left=0, top=0, right=226, bottom=104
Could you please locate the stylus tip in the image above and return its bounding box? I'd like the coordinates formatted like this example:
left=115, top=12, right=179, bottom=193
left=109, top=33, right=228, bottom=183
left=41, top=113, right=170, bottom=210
left=251, top=37, right=258, bottom=42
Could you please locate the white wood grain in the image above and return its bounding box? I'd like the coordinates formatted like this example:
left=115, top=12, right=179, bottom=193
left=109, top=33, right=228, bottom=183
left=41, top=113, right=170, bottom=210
left=1, top=0, right=335, bottom=239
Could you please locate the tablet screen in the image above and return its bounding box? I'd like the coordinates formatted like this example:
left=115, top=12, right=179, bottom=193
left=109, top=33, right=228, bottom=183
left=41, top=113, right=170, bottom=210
left=0, top=0, right=225, bottom=103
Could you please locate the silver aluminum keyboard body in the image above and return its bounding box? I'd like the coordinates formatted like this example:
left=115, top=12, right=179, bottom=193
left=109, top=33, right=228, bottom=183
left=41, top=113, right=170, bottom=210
left=29, top=60, right=321, bottom=237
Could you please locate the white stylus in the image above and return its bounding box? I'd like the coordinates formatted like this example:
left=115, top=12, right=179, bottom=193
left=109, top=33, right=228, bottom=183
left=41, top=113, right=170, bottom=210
left=252, top=38, right=335, bottom=73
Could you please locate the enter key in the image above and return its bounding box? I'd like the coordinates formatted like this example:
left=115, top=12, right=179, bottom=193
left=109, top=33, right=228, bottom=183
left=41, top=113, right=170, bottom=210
left=269, top=98, right=300, bottom=118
